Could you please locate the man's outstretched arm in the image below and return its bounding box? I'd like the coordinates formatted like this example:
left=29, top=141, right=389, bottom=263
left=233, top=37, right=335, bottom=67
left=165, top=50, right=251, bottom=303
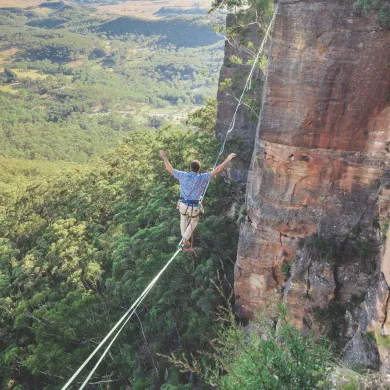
left=211, top=153, right=236, bottom=177
left=159, top=150, right=174, bottom=175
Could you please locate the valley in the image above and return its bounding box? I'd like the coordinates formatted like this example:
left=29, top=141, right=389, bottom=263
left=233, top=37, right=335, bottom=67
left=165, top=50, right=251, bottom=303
left=0, top=0, right=223, bottom=198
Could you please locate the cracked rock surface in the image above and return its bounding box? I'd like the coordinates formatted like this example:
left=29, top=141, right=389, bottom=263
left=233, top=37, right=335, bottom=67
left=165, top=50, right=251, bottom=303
left=232, top=0, right=390, bottom=369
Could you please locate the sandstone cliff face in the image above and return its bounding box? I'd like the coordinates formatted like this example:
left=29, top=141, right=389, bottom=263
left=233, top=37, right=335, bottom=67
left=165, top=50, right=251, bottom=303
left=231, top=0, right=390, bottom=369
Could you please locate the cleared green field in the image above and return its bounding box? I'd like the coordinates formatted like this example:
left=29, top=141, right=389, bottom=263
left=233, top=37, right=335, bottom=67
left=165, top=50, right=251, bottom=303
left=0, top=84, right=20, bottom=94
left=11, top=69, right=47, bottom=79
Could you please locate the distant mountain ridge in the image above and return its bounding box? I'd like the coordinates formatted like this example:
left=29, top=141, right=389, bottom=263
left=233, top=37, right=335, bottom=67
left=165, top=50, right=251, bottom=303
left=154, top=6, right=207, bottom=17
left=96, top=15, right=221, bottom=47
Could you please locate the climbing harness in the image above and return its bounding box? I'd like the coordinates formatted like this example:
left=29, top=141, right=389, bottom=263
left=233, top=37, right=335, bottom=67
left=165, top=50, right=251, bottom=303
left=61, top=6, right=278, bottom=389
left=180, top=198, right=200, bottom=207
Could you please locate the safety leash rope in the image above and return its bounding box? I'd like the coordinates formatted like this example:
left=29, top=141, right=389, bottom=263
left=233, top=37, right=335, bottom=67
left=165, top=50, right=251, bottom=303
left=199, top=5, right=278, bottom=208
left=61, top=6, right=278, bottom=388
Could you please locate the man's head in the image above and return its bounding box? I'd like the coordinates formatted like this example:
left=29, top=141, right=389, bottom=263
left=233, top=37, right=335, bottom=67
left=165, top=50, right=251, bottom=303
left=190, top=160, right=201, bottom=173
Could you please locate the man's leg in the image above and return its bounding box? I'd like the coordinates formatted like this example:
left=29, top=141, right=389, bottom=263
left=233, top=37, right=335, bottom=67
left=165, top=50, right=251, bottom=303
left=179, top=203, right=188, bottom=241
left=183, top=207, right=200, bottom=241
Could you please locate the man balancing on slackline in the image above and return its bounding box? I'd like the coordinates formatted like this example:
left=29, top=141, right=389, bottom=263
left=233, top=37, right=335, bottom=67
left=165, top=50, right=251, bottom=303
left=159, top=150, right=236, bottom=250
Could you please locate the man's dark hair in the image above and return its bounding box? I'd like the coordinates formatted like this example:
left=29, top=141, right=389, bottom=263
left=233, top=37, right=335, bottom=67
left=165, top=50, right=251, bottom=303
left=190, top=160, right=200, bottom=173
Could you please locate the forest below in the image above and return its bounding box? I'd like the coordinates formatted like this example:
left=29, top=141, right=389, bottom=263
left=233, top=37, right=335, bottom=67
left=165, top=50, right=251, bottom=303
left=1, top=0, right=388, bottom=388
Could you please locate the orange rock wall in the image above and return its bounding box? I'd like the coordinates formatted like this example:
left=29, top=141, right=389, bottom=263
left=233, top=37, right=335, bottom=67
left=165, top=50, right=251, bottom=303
left=234, top=0, right=390, bottom=368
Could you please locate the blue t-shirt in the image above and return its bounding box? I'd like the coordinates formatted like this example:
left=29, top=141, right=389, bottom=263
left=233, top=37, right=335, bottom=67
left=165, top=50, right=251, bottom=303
left=173, top=170, right=212, bottom=200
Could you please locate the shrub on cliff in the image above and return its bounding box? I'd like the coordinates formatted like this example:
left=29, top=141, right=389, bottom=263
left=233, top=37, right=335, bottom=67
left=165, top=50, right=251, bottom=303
left=211, top=0, right=274, bottom=16
left=354, top=0, right=390, bottom=29
left=169, top=308, right=333, bottom=389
